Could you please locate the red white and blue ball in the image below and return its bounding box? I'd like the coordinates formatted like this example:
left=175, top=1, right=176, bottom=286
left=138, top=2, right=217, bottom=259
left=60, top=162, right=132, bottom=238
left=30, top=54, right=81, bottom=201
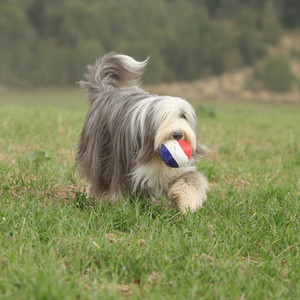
left=159, top=140, right=192, bottom=168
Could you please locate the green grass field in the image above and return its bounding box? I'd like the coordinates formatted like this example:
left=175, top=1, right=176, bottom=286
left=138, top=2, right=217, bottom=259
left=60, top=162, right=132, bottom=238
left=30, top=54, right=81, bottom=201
left=0, top=89, right=299, bottom=299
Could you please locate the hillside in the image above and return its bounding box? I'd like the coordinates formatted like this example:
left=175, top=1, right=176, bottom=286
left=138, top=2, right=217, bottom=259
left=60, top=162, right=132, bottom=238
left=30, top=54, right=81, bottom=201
left=147, top=33, right=300, bottom=103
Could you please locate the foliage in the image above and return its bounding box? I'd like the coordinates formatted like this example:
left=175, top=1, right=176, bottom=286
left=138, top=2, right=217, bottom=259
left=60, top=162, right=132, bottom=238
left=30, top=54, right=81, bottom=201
left=0, top=0, right=294, bottom=86
left=0, top=90, right=300, bottom=298
left=27, top=149, right=56, bottom=164
left=275, top=0, right=300, bottom=28
left=261, top=0, right=281, bottom=44
left=237, top=28, right=267, bottom=65
left=261, top=54, right=295, bottom=92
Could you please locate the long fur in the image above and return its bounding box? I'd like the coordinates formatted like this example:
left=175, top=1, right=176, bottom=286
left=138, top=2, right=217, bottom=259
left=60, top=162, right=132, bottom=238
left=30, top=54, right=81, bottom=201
left=77, top=52, right=209, bottom=213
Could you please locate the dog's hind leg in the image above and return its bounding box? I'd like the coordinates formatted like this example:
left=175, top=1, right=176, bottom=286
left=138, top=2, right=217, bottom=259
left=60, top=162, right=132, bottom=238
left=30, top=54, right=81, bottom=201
left=87, top=181, right=124, bottom=205
left=168, top=171, right=209, bottom=214
left=101, top=191, right=124, bottom=205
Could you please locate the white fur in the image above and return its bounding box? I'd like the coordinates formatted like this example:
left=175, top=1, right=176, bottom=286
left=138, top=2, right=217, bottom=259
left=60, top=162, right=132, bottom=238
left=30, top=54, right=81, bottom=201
left=115, top=54, right=149, bottom=74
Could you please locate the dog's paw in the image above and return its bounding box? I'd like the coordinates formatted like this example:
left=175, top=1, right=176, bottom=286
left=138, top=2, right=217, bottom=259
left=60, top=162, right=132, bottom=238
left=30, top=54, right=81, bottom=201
left=168, top=171, right=209, bottom=214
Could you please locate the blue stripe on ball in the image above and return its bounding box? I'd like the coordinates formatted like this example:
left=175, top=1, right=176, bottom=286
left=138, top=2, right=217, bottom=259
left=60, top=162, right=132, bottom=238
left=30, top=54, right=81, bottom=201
left=159, top=144, right=179, bottom=168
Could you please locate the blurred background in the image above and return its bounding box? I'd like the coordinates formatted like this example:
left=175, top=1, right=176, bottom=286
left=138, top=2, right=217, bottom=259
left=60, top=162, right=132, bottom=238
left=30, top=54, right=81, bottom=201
left=1, top=0, right=300, bottom=102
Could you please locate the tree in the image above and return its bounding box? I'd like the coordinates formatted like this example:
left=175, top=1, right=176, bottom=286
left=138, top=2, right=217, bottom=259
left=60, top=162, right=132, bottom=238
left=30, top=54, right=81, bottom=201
left=0, top=2, right=35, bottom=85
left=261, top=55, right=295, bottom=92
left=261, top=0, right=281, bottom=44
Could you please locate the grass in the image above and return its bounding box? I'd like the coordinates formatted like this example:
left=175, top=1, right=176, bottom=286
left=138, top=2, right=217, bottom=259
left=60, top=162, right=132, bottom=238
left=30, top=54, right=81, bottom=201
left=0, top=89, right=299, bottom=299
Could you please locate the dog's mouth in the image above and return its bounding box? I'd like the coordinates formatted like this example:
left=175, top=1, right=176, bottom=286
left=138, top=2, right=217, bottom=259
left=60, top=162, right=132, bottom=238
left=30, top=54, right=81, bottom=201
left=154, top=126, right=197, bottom=152
left=170, top=131, right=192, bottom=146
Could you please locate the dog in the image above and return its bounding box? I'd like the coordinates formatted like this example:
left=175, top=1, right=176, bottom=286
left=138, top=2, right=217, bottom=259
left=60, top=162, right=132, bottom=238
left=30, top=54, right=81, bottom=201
left=76, top=52, right=209, bottom=213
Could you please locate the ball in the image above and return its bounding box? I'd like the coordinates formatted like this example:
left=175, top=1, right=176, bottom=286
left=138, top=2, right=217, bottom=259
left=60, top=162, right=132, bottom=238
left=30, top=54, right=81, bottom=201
left=159, top=140, right=192, bottom=168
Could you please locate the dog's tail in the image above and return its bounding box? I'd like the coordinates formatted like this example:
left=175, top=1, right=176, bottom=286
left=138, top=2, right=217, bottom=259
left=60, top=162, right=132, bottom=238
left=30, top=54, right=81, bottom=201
left=78, top=52, right=148, bottom=104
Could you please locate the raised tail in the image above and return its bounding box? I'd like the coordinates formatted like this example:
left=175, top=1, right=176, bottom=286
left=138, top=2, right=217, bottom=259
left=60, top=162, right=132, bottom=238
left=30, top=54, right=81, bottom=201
left=78, top=52, right=148, bottom=104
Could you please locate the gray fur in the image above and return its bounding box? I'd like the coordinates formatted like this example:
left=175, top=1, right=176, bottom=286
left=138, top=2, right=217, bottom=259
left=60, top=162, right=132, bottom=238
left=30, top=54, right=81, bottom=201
left=76, top=52, right=209, bottom=211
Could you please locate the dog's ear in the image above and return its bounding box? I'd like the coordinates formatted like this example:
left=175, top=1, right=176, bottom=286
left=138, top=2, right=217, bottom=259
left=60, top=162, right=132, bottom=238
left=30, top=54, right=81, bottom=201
left=134, top=128, right=156, bottom=165
left=194, top=140, right=209, bottom=160
left=135, top=145, right=154, bottom=165
left=133, top=111, right=157, bottom=165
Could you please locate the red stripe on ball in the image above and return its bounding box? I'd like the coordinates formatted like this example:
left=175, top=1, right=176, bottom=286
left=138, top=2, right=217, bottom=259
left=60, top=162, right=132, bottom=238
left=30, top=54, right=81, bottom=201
left=177, top=140, right=192, bottom=159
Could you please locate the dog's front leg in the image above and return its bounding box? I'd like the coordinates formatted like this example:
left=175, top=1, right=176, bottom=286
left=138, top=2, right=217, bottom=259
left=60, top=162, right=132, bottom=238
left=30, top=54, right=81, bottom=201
left=168, top=171, right=209, bottom=214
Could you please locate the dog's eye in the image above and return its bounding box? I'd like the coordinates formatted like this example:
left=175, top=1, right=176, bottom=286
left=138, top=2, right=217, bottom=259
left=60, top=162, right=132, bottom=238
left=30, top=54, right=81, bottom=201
left=180, top=113, right=187, bottom=120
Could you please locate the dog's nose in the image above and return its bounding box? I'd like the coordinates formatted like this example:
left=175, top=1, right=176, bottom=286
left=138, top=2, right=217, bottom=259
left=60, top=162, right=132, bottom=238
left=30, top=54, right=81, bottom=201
left=172, top=130, right=183, bottom=140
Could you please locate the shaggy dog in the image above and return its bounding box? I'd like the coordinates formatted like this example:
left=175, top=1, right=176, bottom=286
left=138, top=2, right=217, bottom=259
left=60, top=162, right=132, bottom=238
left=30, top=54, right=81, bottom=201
left=77, top=52, right=209, bottom=213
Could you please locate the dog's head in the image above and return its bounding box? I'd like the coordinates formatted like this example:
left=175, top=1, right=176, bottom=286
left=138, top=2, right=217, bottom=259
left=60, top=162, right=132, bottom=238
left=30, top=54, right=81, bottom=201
left=135, top=96, right=208, bottom=165
left=154, top=96, right=197, bottom=150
